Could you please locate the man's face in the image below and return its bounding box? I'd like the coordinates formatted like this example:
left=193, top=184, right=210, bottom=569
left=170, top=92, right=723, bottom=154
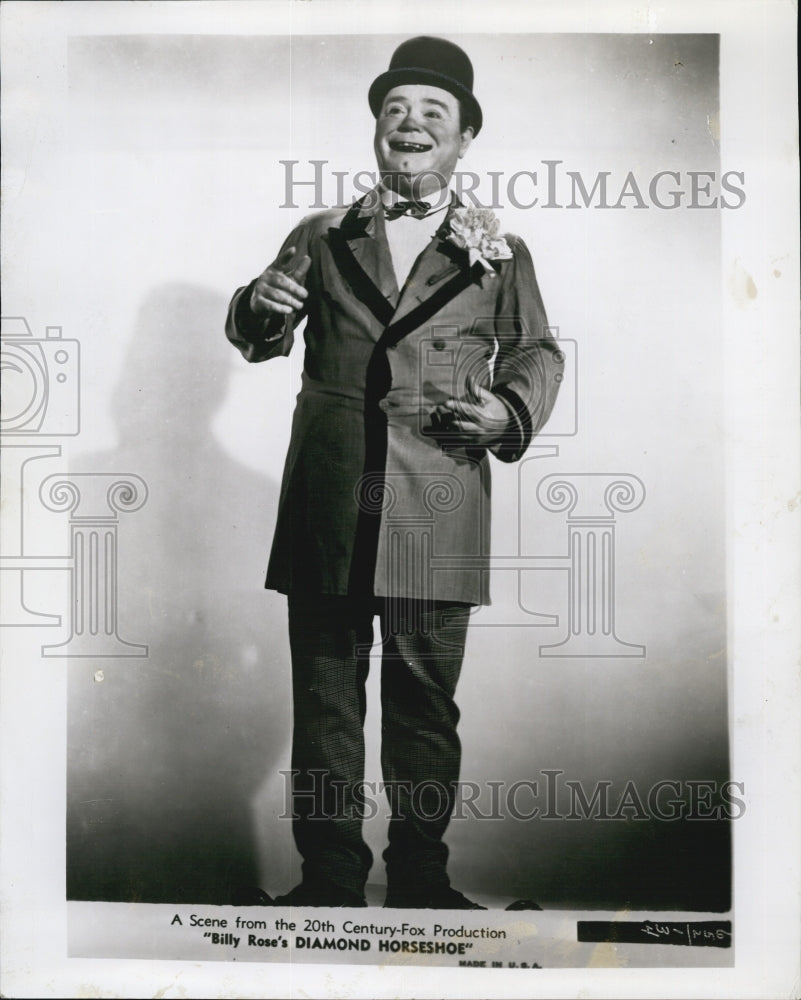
left=373, top=84, right=473, bottom=197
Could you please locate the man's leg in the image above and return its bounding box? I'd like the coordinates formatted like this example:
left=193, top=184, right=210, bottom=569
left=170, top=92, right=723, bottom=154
left=286, top=592, right=374, bottom=902
left=379, top=599, right=473, bottom=897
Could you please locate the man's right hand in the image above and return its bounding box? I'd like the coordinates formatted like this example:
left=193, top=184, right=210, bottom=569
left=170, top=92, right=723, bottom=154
left=249, top=246, right=312, bottom=317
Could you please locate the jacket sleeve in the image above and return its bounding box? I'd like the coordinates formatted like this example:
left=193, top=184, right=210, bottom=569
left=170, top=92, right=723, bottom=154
left=489, top=235, right=564, bottom=463
left=225, top=223, right=312, bottom=364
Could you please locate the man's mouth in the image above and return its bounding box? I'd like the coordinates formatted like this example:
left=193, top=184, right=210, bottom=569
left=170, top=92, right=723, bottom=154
left=389, top=141, right=433, bottom=153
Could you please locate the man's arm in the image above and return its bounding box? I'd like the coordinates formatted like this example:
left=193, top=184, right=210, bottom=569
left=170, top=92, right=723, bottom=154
left=225, top=230, right=312, bottom=364
left=431, top=236, right=563, bottom=460
left=487, top=235, right=563, bottom=462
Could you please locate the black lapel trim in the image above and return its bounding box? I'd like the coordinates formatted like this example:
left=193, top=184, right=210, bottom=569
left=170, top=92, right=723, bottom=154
left=328, top=192, right=486, bottom=339
left=493, top=385, right=533, bottom=458
left=339, top=196, right=373, bottom=238
left=381, top=261, right=483, bottom=349
left=327, top=225, right=395, bottom=328
left=325, top=196, right=396, bottom=328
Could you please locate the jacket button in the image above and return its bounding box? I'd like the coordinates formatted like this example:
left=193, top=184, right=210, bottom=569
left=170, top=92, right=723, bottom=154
left=378, top=399, right=390, bottom=412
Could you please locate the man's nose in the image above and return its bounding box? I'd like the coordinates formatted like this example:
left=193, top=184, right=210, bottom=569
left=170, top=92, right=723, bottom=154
left=398, top=109, right=424, bottom=131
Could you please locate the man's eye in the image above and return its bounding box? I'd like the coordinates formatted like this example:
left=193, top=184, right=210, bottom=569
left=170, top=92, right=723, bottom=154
left=425, top=111, right=442, bottom=119
left=384, top=105, right=404, bottom=115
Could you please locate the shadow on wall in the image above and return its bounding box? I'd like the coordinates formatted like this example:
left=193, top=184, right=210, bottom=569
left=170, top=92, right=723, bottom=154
left=67, top=284, right=288, bottom=903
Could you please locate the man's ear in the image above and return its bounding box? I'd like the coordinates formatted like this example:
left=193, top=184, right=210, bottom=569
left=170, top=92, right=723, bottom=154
left=458, top=127, right=475, bottom=159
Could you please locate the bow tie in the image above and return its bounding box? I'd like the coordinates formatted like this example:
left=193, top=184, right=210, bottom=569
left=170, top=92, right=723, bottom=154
left=384, top=199, right=432, bottom=220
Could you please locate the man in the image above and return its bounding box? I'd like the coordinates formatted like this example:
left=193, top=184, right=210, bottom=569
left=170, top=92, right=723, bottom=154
left=226, top=36, right=563, bottom=909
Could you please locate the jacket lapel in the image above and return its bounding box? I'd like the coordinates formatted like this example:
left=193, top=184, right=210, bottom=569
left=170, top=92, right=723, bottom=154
left=389, top=203, right=468, bottom=326
left=327, top=191, right=480, bottom=341
left=327, top=195, right=399, bottom=332
left=347, top=202, right=401, bottom=306
left=382, top=197, right=487, bottom=345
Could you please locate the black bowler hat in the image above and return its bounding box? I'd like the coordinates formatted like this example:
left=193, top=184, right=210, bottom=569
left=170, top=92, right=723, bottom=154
left=368, top=36, right=483, bottom=136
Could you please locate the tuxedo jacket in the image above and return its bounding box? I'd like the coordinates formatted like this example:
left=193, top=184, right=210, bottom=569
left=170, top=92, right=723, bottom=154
left=226, top=192, right=563, bottom=605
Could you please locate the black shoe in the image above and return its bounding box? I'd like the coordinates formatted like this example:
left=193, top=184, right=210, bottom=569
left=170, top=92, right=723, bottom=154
left=384, top=885, right=487, bottom=910
left=230, top=885, right=273, bottom=906
left=505, top=898, right=543, bottom=911
left=272, top=881, right=367, bottom=907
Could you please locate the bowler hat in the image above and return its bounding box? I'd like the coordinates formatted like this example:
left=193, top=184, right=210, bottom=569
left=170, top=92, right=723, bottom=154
left=368, top=36, right=483, bottom=136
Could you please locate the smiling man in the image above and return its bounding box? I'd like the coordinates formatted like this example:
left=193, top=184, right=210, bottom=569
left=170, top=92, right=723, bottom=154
left=226, top=36, right=563, bottom=909
left=372, top=83, right=472, bottom=199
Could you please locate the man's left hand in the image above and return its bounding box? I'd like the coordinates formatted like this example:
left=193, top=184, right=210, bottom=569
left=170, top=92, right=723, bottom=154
left=427, top=373, right=510, bottom=447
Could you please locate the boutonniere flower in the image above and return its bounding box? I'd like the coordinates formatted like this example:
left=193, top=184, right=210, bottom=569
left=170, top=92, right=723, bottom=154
left=446, top=206, right=513, bottom=275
